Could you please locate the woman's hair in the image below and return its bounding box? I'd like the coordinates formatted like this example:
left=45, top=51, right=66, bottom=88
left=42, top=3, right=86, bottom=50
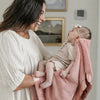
left=78, top=26, right=92, bottom=40
left=0, top=0, right=45, bottom=32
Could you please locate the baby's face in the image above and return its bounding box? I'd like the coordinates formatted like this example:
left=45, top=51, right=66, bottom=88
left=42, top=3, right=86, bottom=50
left=67, top=28, right=79, bottom=42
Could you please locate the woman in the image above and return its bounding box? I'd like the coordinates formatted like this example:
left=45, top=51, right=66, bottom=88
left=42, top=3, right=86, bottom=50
left=0, top=0, right=51, bottom=100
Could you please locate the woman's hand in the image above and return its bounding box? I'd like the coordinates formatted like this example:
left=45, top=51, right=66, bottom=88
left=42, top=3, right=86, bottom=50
left=14, top=74, right=40, bottom=91
left=32, top=75, right=40, bottom=82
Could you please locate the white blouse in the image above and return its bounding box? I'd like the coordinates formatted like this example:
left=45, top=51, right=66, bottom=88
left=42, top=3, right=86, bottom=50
left=0, top=30, right=51, bottom=100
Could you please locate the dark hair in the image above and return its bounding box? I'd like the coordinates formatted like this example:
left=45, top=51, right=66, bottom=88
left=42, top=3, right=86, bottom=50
left=0, top=0, right=45, bottom=32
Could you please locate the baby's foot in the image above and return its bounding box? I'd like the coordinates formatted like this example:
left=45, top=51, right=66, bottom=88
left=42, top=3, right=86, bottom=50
left=35, top=71, right=45, bottom=77
left=60, top=70, right=68, bottom=78
left=40, top=81, right=52, bottom=89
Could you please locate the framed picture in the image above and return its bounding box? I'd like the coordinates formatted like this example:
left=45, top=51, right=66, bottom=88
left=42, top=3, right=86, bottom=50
left=35, top=17, right=65, bottom=46
left=45, top=0, right=67, bottom=12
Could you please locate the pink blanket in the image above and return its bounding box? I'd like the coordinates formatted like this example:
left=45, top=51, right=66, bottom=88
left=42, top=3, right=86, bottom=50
left=30, top=39, right=93, bottom=100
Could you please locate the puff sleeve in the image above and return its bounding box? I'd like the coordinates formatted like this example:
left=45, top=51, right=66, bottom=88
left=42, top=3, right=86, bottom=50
left=31, top=31, right=52, bottom=60
left=0, top=33, right=25, bottom=91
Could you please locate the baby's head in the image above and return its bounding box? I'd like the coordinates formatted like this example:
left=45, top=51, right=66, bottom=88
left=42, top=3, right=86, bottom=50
left=77, top=26, right=91, bottom=40
left=67, top=25, right=91, bottom=43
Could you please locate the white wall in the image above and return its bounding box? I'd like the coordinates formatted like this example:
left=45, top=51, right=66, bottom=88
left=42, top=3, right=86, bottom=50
left=0, top=0, right=98, bottom=100
left=0, top=0, right=13, bottom=21
left=97, top=0, right=100, bottom=100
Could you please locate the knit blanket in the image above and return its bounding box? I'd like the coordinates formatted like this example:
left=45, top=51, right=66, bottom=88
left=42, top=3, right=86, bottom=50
left=30, top=39, right=93, bottom=100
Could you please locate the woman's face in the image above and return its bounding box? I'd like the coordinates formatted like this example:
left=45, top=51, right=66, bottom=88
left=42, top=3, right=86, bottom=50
left=29, top=3, right=46, bottom=31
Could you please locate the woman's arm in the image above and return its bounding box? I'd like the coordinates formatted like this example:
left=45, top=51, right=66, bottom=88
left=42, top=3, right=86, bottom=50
left=14, top=75, right=39, bottom=91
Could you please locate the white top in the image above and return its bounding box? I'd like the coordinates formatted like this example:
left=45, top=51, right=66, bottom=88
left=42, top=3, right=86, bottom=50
left=0, top=30, right=51, bottom=100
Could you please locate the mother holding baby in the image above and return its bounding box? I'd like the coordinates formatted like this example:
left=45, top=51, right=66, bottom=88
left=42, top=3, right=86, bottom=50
left=0, top=0, right=93, bottom=100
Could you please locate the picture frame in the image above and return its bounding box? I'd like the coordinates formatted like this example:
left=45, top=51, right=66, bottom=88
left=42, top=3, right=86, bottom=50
left=45, top=0, right=67, bottom=12
left=35, top=17, right=65, bottom=46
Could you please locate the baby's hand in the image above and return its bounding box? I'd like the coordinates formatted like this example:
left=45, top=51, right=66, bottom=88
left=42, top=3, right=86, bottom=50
left=60, top=71, right=68, bottom=78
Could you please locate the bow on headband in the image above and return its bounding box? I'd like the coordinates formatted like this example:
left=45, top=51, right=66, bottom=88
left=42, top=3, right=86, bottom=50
left=74, top=24, right=82, bottom=28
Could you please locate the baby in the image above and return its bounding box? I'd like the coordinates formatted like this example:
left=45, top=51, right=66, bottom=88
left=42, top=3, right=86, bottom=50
left=36, top=25, right=92, bottom=89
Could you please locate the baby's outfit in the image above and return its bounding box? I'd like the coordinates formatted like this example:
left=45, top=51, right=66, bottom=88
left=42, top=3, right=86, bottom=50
left=40, top=42, right=76, bottom=89
left=49, top=42, right=75, bottom=71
